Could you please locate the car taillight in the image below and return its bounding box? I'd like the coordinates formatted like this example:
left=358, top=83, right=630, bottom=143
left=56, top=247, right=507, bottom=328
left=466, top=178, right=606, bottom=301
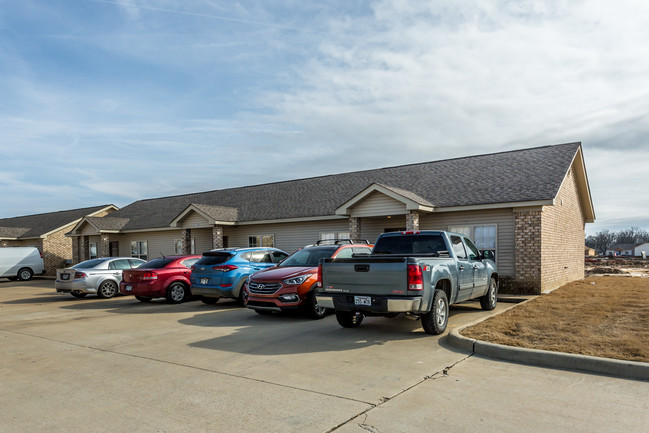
left=316, top=263, right=323, bottom=288
left=408, top=264, right=423, bottom=291
left=212, top=265, right=238, bottom=272
left=142, top=272, right=158, bottom=280
left=75, top=271, right=87, bottom=279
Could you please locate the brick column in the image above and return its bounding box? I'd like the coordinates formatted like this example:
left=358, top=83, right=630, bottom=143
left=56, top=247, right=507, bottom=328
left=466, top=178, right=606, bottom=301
left=81, top=236, right=90, bottom=261
left=72, top=237, right=80, bottom=263
left=406, top=211, right=420, bottom=231
left=100, top=233, right=110, bottom=258
left=514, top=210, right=542, bottom=294
left=212, top=226, right=224, bottom=249
left=349, top=217, right=361, bottom=241
left=181, top=229, right=192, bottom=254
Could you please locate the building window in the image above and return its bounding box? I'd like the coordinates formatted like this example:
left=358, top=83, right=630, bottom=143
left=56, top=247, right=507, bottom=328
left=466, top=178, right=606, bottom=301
left=89, top=242, right=98, bottom=259
left=249, top=235, right=274, bottom=248
left=320, top=232, right=351, bottom=241
left=131, top=241, right=148, bottom=260
left=449, top=225, right=497, bottom=260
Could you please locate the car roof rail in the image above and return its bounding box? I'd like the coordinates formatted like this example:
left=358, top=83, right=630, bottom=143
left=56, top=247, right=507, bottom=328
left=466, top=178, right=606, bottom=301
left=315, top=239, right=371, bottom=246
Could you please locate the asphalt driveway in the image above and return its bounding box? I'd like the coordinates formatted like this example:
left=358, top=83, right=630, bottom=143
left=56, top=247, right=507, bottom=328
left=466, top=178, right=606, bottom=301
left=1, top=279, right=647, bottom=432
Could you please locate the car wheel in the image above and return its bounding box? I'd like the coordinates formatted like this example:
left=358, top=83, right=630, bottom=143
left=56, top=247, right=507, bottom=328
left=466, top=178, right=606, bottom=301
left=135, top=296, right=152, bottom=303
left=166, top=282, right=187, bottom=304
left=254, top=309, right=274, bottom=315
left=335, top=310, right=364, bottom=328
left=97, top=280, right=119, bottom=299
left=237, top=283, right=248, bottom=306
left=480, top=277, right=498, bottom=311
left=71, top=291, right=87, bottom=298
left=305, top=292, right=328, bottom=320
left=200, top=296, right=219, bottom=305
left=17, top=267, right=33, bottom=281
left=421, top=289, right=449, bottom=335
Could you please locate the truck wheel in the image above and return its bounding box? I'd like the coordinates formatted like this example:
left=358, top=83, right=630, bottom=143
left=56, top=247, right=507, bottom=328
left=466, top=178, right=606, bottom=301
left=480, top=278, right=498, bottom=311
left=305, top=291, right=327, bottom=320
left=166, top=282, right=187, bottom=304
left=335, top=311, right=364, bottom=328
left=421, top=289, right=448, bottom=335
left=97, top=280, right=118, bottom=299
left=17, top=267, right=33, bottom=281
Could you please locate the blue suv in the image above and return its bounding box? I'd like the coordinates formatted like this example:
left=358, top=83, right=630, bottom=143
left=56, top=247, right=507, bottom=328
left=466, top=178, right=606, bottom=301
left=190, top=247, right=288, bottom=304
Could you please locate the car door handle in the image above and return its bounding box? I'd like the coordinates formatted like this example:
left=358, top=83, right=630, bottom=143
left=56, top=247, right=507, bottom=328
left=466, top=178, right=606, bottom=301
left=459, top=265, right=464, bottom=271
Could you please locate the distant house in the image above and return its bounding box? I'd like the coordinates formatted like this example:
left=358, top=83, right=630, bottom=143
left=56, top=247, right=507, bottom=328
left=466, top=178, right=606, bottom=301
left=606, top=244, right=636, bottom=256
left=0, top=205, right=117, bottom=274
left=68, top=142, right=595, bottom=294
left=634, top=242, right=649, bottom=258
left=585, top=246, right=596, bottom=257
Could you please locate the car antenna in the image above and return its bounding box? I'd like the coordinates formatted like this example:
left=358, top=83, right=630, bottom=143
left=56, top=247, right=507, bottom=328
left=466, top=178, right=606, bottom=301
left=160, top=252, right=166, bottom=259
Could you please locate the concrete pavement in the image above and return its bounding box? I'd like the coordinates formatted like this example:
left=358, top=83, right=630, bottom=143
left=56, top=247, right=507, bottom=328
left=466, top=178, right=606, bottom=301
left=1, top=278, right=647, bottom=432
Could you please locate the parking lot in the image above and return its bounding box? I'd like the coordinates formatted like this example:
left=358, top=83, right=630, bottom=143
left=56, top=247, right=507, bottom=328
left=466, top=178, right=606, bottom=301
left=2, top=279, right=647, bottom=432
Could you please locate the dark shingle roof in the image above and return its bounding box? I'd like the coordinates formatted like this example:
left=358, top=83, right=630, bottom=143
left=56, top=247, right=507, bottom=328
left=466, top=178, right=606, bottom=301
left=108, top=143, right=581, bottom=231
left=0, top=205, right=113, bottom=238
left=85, top=216, right=130, bottom=231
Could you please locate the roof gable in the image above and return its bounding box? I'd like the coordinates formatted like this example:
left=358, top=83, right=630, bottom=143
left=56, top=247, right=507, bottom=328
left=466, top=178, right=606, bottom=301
left=336, top=183, right=435, bottom=216
left=170, top=204, right=239, bottom=227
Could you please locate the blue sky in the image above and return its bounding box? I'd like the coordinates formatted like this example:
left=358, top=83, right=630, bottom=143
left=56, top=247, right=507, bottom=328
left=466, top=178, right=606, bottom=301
left=1, top=0, right=648, bottom=235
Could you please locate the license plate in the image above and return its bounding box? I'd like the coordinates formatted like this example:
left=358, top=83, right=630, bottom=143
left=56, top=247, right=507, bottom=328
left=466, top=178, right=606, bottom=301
left=354, top=296, right=372, bottom=306
left=61, top=274, right=70, bottom=280
left=200, top=278, right=209, bottom=285
left=125, top=285, right=132, bottom=292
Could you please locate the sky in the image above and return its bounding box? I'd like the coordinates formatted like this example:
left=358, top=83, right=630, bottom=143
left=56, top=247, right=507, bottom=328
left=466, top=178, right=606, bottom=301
left=1, top=0, right=648, bottom=235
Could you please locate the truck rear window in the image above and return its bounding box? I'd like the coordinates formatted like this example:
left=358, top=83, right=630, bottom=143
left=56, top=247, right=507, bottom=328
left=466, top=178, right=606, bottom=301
left=373, top=235, right=447, bottom=255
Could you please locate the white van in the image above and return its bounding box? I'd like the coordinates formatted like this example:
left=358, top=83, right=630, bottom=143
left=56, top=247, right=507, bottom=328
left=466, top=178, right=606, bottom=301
left=0, top=247, right=44, bottom=281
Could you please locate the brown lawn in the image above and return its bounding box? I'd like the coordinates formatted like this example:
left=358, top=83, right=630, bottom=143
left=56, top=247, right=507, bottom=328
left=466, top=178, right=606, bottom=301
left=461, top=276, right=649, bottom=363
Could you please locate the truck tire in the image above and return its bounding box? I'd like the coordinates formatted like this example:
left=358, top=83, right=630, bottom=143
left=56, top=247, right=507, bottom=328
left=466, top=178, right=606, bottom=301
left=421, top=289, right=448, bottom=335
left=335, top=310, right=364, bottom=328
left=480, top=278, right=498, bottom=311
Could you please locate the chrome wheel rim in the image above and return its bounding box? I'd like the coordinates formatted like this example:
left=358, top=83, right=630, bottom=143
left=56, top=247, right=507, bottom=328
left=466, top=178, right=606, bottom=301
left=19, top=270, right=31, bottom=280
left=489, top=281, right=497, bottom=306
left=101, top=281, right=117, bottom=297
left=436, top=297, right=447, bottom=327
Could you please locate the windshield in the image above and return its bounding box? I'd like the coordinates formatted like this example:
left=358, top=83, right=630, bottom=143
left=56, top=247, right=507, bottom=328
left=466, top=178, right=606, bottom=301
left=279, top=247, right=337, bottom=267
left=373, top=234, right=447, bottom=255
left=140, top=258, right=174, bottom=269
left=74, top=258, right=110, bottom=269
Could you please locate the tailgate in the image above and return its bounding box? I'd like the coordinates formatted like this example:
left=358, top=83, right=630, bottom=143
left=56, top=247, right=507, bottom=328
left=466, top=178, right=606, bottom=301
left=321, top=257, right=409, bottom=296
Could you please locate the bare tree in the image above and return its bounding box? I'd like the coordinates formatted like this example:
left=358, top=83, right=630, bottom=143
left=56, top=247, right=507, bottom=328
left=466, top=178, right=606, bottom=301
left=586, top=230, right=616, bottom=255
left=615, top=227, right=649, bottom=245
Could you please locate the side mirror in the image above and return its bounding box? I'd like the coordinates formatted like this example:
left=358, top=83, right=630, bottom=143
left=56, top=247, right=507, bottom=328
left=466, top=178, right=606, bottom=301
left=481, top=250, right=494, bottom=261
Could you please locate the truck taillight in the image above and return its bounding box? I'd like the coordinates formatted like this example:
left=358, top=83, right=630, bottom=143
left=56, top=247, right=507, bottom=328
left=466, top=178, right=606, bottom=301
left=316, top=263, right=323, bottom=288
left=212, top=265, right=238, bottom=272
left=142, top=272, right=158, bottom=280
left=408, top=264, right=423, bottom=291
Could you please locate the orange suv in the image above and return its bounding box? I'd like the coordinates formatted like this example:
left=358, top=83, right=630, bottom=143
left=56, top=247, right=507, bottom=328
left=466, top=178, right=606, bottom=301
left=244, top=240, right=372, bottom=319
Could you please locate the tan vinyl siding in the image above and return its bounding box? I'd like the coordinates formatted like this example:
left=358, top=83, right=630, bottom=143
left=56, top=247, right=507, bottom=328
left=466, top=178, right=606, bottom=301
left=421, top=209, right=515, bottom=277
left=112, top=231, right=184, bottom=260
left=81, top=223, right=99, bottom=236
left=350, top=192, right=407, bottom=218
left=359, top=217, right=402, bottom=244
left=192, top=228, right=213, bottom=254
left=180, top=212, right=211, bottom=229
left=224, top=219, right=350, bottom=254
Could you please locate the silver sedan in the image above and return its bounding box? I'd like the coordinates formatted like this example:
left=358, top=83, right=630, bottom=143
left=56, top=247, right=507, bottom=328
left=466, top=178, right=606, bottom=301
left=56, top=257, right=146, bottom=299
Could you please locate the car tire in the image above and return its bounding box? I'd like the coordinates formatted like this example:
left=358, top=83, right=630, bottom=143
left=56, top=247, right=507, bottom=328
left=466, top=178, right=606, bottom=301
left=97, top=280, right=119, bottom=299
left=305, top=291, right=328, bottom=320
left=254, top=309, right=273, bottom=315
left=71, top=291, right=87, bottom=298
left=17, top=267, right=33, bottom=281
left=480, top=277, right=498, bottom=311
left=335, top=310, right=364, bottom=328
left=166, top=282, right=187, bottom=304
left=200, top=296, right=219, bottom=305
left=421, top=289, right=449, bottom=335
left=135, top=296, right=152, bottom=303
left=237, top=282, right=247, bottom=306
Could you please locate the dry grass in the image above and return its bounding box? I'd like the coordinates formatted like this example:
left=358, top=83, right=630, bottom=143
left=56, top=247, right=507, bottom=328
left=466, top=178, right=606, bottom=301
left=462, top=276, right=649, bottom=363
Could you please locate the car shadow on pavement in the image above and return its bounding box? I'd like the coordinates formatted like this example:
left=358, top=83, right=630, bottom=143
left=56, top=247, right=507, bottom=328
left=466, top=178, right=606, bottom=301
left=55, top=297, right=246, bottom=314
left=180, top=308, right=470, bottom=356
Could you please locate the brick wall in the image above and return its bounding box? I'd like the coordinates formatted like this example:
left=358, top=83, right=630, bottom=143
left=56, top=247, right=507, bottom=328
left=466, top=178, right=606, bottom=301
left=513, top=210, right=543, bottom=293
left=41, top=227, right=73, bottom=275
left=540, top=167, right=586, bottom=292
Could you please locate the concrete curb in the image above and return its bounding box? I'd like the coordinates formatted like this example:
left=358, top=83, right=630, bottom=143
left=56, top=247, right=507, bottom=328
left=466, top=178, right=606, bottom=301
left=447, top=306, right=649, bottom=381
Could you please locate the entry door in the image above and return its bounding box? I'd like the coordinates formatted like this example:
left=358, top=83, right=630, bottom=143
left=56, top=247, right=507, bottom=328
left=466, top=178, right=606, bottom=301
left=109, top=241, right=119, bottom=257
left=450, top=235, right=474, bottom=301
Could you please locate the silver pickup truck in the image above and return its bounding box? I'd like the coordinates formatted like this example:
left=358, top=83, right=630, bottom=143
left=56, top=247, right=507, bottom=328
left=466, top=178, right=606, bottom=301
left=317, top=230, right=498, bottom=334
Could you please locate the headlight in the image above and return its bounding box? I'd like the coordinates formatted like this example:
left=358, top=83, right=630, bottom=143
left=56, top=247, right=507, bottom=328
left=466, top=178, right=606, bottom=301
left=282, top=274, right=313, bottom=285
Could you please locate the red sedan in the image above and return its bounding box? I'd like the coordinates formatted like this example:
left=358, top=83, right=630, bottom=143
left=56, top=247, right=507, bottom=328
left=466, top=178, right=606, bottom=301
left=119, top=255, right=201, bottom=303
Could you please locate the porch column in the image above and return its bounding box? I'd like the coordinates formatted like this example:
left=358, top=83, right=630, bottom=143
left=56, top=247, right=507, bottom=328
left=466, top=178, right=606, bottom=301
left=72, top=237, right=80, bottom=263
left=81, top=236, right=90, bottom=261
left=181, top=229, right=192, bottom=254
left=349, top=217, right=361, bottom=241
left=100, top=233, right=111, bottom=258
left=212, top=225, right=224, bottom=249
left=406, top=211, right=420, bottom=231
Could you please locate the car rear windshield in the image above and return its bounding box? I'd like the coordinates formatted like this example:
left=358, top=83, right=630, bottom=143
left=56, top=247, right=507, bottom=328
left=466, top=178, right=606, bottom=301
left=140, top=258, right=175, bottom=269
left=373, top=234, right=447, bottom=255
left=279, top=247, right=337, bottom=267
left=195, top=253, right=233, bottom=266
left=74, top=258, right=110, bottom=268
